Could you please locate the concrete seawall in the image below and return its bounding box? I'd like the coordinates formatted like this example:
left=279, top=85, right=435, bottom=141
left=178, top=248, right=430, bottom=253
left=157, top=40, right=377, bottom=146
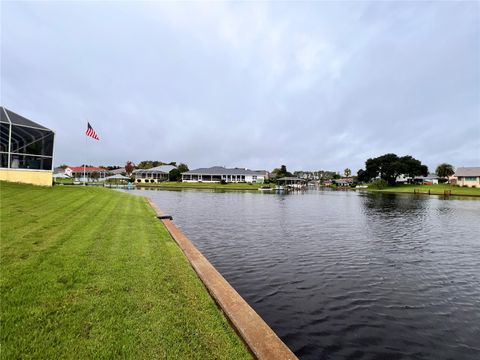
left=146, top=197, right=298, bottom=360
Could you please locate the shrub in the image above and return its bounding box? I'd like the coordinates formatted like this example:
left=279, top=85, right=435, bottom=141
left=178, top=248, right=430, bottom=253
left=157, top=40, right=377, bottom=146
left=220, top=180, right=227, bottom=185
left=369, top=179, right=389, bottom=189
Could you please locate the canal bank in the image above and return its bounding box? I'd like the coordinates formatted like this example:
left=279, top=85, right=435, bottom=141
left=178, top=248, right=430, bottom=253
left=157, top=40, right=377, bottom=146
left=146, top=197, right=298, bottom=360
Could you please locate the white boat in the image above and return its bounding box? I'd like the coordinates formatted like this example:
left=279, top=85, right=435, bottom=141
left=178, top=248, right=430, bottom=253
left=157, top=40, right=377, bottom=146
left=258, top=186, right=273, bottom=191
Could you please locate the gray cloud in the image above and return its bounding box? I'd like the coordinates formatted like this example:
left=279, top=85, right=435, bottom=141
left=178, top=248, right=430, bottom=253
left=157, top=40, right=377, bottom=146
left=1, top=1, right=478, bottom=173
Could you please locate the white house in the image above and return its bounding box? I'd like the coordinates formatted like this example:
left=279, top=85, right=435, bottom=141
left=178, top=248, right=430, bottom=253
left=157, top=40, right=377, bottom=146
left=133, top=165, right=176, bottom=184
left=65, top=166, right=110, bottom=182
left=181, top=166, right=265, bottom=183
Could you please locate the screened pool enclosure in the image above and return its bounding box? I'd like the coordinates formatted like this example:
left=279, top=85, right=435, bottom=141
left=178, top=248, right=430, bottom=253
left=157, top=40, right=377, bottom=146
left=1, top=107, right=54, bottom=171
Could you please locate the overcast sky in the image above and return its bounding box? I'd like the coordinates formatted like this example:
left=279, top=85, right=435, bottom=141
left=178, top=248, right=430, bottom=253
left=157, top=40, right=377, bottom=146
left=1, top=1, right=479, bottom=173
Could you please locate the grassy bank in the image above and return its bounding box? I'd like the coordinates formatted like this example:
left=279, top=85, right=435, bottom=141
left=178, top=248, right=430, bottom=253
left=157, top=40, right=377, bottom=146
left=365, top=183, right=480, bottom=196
left=0, top=182, right=252, bottom=359
left=136, top=181, right=265, bottom=190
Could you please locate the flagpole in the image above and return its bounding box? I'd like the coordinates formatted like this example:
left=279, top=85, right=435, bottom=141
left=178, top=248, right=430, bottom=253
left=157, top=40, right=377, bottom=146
left=84, top=122, right=87, bottom=186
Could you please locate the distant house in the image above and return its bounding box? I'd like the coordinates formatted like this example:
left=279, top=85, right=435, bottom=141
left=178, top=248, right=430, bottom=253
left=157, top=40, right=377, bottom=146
left=334, top=178, right=353, bottom=187
left=455, top=167, right=480, bottom=187
left=277, top=176, right=305, bottom=188
left=181, top=166, right=265, bottom=183
left=396, top=173, right=438, bottom=184
left=254, top=170, right=271, bottom=181
left=395, top=174, right=409, bottom=184
left=133, top=165, right=176, bottom=184
left=0, top=107, right=55, bottom=186
left=420, top=174, right=439, bottom=185
left=65, top=166, right=110, bottom=182
left=53, top=167, right=67, bottom=175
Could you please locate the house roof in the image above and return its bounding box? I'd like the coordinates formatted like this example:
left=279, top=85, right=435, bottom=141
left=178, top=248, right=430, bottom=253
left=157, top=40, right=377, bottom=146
left=68, top=166, right=108, bottom=172
left=133, top=165, right=176, bottom=174
left=277, top=176, right=305, bottom=181
left=110, top=168, right=126, bottom=175
left=455, top=167, right=480, bottom=177
left=1, top=106, right=52, bottom=131
left=182, top=166, right=262, bottom=176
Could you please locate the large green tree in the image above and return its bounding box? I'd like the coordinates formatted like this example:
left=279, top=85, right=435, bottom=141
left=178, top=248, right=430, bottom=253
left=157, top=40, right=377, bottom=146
left=177, top=163, right=189, bottom=173
left=272, top=165, right=293, bottom=178
left=436, top=163, right=455, bottom=180
left=399, top=155, right=429, bottom=179
left=359, top=153, right=428, bottom=185
left=167, top=163, right=189, bottom=182
left=169, top=168, right=181, bottom=181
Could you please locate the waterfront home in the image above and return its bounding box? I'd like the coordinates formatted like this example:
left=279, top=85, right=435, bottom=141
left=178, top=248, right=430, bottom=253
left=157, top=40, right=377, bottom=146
left=455, top=167, right=480, bottom=187
left=396, top=173, right=439, bottom=184
left=133, top=165, right=176, bottom=184
left=65, top=166, right=110, bottom=182
left=53, top=166, right=66, bottom=175
left=334, top=177, right=353, bottom=187
left=0, top=107, right=55, bottom=186
left=181, top=166, right=265, bottom=183
left=421, top=173, right=439, bottom=185
left=277, top=176, right=306, bottom=188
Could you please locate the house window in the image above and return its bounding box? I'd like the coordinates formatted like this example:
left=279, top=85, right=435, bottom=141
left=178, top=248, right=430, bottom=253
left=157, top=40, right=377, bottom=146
left=464, top=177, right=477, bottom=181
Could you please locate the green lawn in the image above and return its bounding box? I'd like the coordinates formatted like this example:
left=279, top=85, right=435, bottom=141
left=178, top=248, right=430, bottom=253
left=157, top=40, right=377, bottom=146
left=0, top=182, right=252, bottom=359
left=136, top=181, right=265, bottom=190
left=367, top=183, right=480, bottom=196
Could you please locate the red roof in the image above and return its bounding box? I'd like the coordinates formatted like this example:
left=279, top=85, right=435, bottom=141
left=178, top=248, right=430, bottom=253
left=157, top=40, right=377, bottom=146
left=68, top=166, right=107, bottom=172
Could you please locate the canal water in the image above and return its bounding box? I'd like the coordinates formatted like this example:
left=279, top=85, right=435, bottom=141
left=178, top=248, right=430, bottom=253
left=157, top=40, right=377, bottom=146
left=130, top=188, right=480, bottom=360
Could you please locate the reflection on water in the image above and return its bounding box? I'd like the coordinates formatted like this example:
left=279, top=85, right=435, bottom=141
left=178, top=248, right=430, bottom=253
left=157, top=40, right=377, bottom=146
left=129, top=188, right=480, bottom=360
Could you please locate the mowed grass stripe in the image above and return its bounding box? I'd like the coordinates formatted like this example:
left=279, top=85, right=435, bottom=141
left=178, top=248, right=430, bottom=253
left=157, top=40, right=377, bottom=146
left=2, top=187, right=109, bottom=245
left=1, top=188, right=120, bottom=270
left=0, top=182, right=252, bottom=359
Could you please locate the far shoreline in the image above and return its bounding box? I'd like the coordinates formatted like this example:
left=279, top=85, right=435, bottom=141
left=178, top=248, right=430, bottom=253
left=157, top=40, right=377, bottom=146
left=134, top=182, right=480, bottom=197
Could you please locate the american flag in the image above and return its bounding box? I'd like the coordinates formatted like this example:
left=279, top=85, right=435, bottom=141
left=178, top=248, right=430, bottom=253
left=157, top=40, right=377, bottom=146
left=86, top=122, right=100, bottom=140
